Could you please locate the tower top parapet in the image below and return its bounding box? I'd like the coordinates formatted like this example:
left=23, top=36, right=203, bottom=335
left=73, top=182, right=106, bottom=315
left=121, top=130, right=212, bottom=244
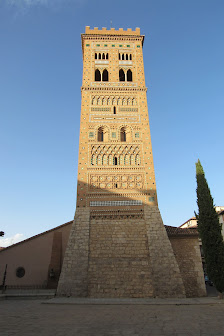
left=85, top=26, right=141, bottom=36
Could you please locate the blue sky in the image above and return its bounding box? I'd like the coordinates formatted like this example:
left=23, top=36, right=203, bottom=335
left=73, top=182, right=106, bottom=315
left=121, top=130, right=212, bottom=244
left=1, top=0, right=224, bottom=246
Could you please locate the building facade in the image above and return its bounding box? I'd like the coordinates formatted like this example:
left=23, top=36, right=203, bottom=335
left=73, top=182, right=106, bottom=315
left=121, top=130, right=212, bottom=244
left=0, top=27, right=206, bottom=298
left=56, top=27, right=206, bottom=298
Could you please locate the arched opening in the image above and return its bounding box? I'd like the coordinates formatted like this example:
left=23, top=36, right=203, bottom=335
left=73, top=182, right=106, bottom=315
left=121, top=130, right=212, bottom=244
left=119, top=69, right=125, bottom=81
left=99, top=53, right=101, bottom=60
left=102, top=69, right=108, bottom=81
left=113, top=106, right=116, bottom=114
left=130, top=54, right=132, bottom=60
left=126, top=54, right=128, bottom=60
left=120, top=127, right=126, bottom=142
left=115, top=183, right=118, bottom=188
left=114, top=157, right=118, bottom=165
left=122, top=54, right=125, bottom=60
left=106, top=53, right=109, bottom=60
left=95, top=53, right=97, bottom=59
left=102, top=53, right=105, bottom=59
left=98, top=128, right=104, bottom=142
left=95, top=69, right=101, bottom=82
left=119, top=53, right=121, bottom=60
left=127, top=69, right=132, bottom=82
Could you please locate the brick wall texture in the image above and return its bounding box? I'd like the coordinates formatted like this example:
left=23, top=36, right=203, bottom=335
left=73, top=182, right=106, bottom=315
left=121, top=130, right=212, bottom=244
left=57, top=206, right=206, bottom=298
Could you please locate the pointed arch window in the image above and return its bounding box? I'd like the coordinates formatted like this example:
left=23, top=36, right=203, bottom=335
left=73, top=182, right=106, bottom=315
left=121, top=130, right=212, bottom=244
left=126, top=54, right=128, bottom=60
left=120, top=127, right=126, bottom=142
left=106, top=53, right=109, bottom=60
left=114, top=157, right=118, bottom=165
left=98, top=128, right=104, bottom=142
left=95, top=69, right=101, bottom=82
left=122, top=54, right=125, bottom=60
left=102, top=69, right=108, bottom=81
left=95, top=53, right=97, bottom=60
left=102, top=53, right=105, bottom=60
left=113, top=106, right=116, bottom=114
left=99, top=53, right=101, bottom=59
left=119, top=69, right=125, bottom=82
left=130, top=54, right=132, bottom=60
left=119, top=53, right=121, bottom=60
left=127, top=69, right=132, bottom=82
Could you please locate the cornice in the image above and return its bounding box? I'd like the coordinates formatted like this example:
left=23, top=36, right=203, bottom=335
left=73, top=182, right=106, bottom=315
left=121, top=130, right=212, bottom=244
left=81, top=86, right=147, bottom=92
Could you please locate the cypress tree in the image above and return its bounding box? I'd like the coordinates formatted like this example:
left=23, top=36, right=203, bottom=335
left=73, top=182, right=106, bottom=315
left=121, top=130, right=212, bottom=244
left=195, top=159, right=224, bottom=293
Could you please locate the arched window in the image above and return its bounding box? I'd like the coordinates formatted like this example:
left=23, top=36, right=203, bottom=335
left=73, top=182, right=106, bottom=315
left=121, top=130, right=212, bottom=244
left=113, top=106, right=116, bottom=114
left=119, top=53, right=121, bottom=60
left=114, top=157, right=118, bottom=165
left=95, top=53, right=97, bottom=60
left=130, top=54, right=132, bottom=60
left=98, top=128, right=104, bottom=142
left=95, top=69, right=101, bottom=81
left=119, top=69, right=125, bottom=82
left=102, top=53, right=105, bottom=60
left=126, top=54, right=128, bottom=60
left=102, top=69, right=108, bottom=81
left=106, top=53, right=109, bottom=60
left=122, top=54, right=125, bottom=60
left=99, top=53, right=101, bottom=60
left=127, top=69, right=132, bottom=82
left=120, top=127, right=126, bottom=142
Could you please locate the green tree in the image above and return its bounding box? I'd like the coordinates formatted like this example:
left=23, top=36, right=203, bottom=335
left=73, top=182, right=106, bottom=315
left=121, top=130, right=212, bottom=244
left=195, top=159, right=224, bottom=293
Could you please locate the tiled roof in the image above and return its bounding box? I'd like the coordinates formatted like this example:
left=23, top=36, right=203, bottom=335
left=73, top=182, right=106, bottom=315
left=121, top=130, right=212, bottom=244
left=165, top=225, right=199, bottom=237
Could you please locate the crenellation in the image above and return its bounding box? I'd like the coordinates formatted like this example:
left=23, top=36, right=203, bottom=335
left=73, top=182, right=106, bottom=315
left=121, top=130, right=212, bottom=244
left=85, top=26, right=141, bottom=36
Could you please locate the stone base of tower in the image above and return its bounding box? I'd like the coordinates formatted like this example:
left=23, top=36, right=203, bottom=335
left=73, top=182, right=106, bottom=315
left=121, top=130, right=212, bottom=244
left=57, top=206, right=187, bottom=298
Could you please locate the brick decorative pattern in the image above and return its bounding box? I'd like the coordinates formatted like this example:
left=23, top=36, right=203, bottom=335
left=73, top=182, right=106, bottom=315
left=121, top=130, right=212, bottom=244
left=57, top=27, right=205, bottom=298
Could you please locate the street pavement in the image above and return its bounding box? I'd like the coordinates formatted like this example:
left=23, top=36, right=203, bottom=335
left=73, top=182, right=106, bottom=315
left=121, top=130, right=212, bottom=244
left=1, top=298, right=224, bottom=336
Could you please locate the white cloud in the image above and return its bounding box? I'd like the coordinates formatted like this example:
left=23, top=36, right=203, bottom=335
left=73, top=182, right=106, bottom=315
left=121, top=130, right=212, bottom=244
left=5, top=0, right=84, bottom=16
left=6, top=0, right=83, bottom=8
left=0, top=233, right=25, bottom=247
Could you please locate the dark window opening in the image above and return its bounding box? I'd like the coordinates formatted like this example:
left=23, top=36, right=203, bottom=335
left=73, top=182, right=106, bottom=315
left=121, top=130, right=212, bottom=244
left=106, top=53, right=109, bottom=60
left=102, top=69, right=108, bottom=81
left=119, top=69, right=125, bottom=81
left=95, top=69, right=101, bottom=81
left=99, top=53, right=101, bottom=59
left=122, top=54, right=125, bottom=60
left=119, top=53, right=121, bottom=60
left=121, top=128, right=126, bottom=142
left=127, top=69, right=132, bottom=82
left=98, top=128, right=104, bottom=142
left=95, top=53, right=97, bottom=59
left=115, top=183, right=118, bottom=188
left=126, top=54, right=128, bottom=60
left=114, top=157, right=118, bottom=165
left=102, top=53, right=105, bottom=59
left=113, top=106, right=116, bottom=114
left=130, top=54, right=132, bottom=60
left=16, top=267, right=25, bottom=278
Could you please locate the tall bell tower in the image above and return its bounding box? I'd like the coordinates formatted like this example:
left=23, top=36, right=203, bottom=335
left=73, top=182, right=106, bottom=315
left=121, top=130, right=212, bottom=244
left=57, top=27, right=186, bottom=298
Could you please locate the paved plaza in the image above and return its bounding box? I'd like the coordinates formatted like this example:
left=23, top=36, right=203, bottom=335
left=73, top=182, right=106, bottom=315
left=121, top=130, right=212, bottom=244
left=1, top=298, right=224, bottom=336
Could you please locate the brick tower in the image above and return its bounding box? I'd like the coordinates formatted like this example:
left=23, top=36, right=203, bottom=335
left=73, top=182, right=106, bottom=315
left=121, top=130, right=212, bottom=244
left=57, top=27, right=186, bottom=298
